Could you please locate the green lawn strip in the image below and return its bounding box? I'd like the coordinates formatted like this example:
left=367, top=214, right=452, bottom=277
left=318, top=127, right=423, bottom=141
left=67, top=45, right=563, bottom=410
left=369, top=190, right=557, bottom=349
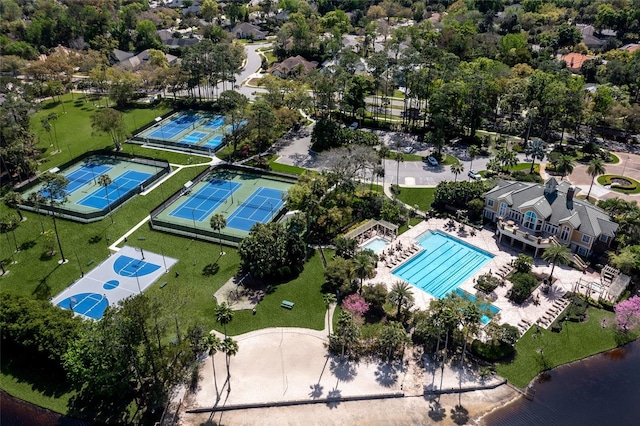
left=32, top=95, right=170, bottom=171
left=608, top=153, right=620, bottom=164
left=398, top=217, right=423, bottom=235
left=496, top=308, right=640, bottom=388
left=440, top=154, right=458, bottom=166
left=221, top=250, right=327, bottom=335
left=387, top=152, right=422, bottom=161
left=0, top=166, right=208, bottom=299
left=507, top=162, right=534, bottom=172
left=596, top=175, right=640, bottom=194
left=395, top=187, right=435, bottom=212
left=127, top=144, right=211, bottom=165
left=269, top=158, right=307, bottom=175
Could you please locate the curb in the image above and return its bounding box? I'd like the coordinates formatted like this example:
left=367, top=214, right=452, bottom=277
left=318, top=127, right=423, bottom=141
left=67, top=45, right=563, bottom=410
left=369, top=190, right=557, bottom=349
left=186, top=392, right=405, bottom=413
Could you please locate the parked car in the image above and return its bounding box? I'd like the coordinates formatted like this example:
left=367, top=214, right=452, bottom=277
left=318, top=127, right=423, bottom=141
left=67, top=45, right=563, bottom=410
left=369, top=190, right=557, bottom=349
left=468, top=169, right=482, bottom=180
left=426, top=156, right=438, bottom=166
left=348, top=122, right=358, bottom=130
left=403, top=146, right=414, bottom=154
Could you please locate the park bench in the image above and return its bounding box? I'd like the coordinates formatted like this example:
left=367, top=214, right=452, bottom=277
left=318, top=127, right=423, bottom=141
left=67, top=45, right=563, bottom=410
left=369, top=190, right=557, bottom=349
left=86, top=260, right=95, bottom=266
left=159, top=282, right=168, bottom=288
left=281, top=300, right=294, bottom=309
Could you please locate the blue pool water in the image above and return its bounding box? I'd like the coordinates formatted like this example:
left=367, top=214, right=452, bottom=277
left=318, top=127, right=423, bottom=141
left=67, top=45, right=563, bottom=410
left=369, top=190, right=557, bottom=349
left=392, top=231, right=494, bottom=299
left=455, top=288, right=500, bottom=325
left=362, top=237, right=388, bottom=254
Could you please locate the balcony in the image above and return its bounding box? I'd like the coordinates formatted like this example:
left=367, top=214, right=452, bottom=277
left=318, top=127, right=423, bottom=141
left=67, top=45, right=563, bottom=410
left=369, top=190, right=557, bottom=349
left=497, top=219, right=554, bottom=256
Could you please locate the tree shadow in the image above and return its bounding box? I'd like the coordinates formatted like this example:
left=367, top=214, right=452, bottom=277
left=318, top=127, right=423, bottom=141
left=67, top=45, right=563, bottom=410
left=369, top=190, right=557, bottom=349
left=428, top=398, right=447, bottom=422
left=308, top=383, right=324, bottom=399
left=202, top=263, right=220, bottom=276
left=88, top=235, right=102, bottom=244
left=374, top=362, right=399, bottom=387
left=19, top=240, right=36, bottom=251
left=32, top=277, right=52, bottom=300
left=450, top=404, right=469, bottom=425
left=326, top=387, right=342, bottom=409
left=329, top=358, right=357, bottom=383
left=67, top=388, right=135, bottom=425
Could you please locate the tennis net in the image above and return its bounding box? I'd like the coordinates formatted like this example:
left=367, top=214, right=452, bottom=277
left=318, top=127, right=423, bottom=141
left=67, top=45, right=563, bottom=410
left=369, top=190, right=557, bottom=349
left=185, top=190, right=230, bottom=203
left=237, top=199, right=281, bottom=212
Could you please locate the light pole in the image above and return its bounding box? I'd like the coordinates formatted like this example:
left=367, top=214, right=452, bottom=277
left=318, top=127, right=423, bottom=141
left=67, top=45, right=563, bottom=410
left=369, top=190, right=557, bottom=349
left=135, top=269, right=142, bottom=294
left=192, top=208, right=198, bottom=239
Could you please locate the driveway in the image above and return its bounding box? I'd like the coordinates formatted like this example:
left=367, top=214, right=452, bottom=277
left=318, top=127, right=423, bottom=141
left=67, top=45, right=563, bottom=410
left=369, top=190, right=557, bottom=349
left=566, top=151, right=640, bottom=202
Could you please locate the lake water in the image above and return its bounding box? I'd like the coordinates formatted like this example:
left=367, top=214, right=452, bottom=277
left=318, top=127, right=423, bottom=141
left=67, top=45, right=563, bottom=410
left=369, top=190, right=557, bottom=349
left=484, top=339, right=640, bottom=426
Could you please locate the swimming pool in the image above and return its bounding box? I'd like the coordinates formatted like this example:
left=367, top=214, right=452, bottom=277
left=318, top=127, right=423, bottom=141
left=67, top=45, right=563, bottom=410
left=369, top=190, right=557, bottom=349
left=455, top=288, right=500, bottom=325
left=361, top=237, right=388, bottom=254
left=392, top=231, right=494, bottom=299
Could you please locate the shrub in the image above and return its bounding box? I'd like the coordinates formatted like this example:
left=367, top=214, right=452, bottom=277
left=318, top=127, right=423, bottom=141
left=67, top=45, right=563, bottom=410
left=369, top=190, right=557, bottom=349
left=471, top=339, right=515, bottom=361
left=467, top=198, right=485, bottom=221
left=476, top=273, right=500, bottom=294
left=513, top=254, right=533, bottom=274
left=511, top=170, right=543, bottom=183
left=508, top=272, right=539, bottom=304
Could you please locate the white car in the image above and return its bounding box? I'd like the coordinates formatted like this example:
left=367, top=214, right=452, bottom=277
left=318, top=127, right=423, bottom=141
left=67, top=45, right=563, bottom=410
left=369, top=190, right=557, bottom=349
left=348, top=122, right=358, bottom=130
left=403, top=146, right=414, bottom=154
left=426, top=156, right=438, bottom=166
left=468, top=169, right=482, bottom=180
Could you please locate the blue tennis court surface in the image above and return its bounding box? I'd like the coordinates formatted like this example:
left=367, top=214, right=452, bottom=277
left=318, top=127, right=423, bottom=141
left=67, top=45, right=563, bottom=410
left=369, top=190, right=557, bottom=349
left=40, top=164, right=113, bottom=199
left=227, top=187, right=286, bottom=231
left=113, top=255, right=161, bottom=277
left=203, top=116, right=224, bottom=130
left=203, top=135, right=224, bottom=149
left=169, top=179, right=242, bottom=222
left=77, top=170, right=152, bottom=209
left=180, top=131, right=208, bottom=145
left=148, top=114, right=200, bottom=140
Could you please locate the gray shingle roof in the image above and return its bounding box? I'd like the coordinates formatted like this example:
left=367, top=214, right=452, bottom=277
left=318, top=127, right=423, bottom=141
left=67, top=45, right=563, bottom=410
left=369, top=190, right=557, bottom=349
left=486, top=179, right=618, bottom=237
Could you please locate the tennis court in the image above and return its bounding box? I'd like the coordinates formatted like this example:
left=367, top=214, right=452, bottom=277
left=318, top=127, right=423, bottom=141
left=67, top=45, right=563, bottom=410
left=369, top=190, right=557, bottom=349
left=226, top=187, right=286, bottom=232
left=136, top=110, right=246, bottom=153
left=147, top=113, right=199, bottom=140
left=22, top=155, right=169, bottom=222
left=150, top=168, right=296, bottom=245
left=77, top=170, right=153, bottom=209
left=169, top=179, right=241, bottom=222
left=51, top=246, right=177, bottom=320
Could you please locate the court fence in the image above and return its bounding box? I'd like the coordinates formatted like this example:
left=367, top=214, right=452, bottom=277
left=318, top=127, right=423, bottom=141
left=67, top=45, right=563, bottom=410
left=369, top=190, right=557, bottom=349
left=19, top=150, right=171, bottom=224
left=149, top=164, right=296, bottom=247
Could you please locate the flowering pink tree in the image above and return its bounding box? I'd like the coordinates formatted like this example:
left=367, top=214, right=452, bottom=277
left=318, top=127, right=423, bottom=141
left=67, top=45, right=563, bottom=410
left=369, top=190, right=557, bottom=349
left=614, top=296, right=640, bottom=331
left=342, top=294, right=370, bottom=317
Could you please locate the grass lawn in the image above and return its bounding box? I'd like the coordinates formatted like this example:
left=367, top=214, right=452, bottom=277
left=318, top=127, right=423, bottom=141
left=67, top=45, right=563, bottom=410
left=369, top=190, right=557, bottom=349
left=496, top=308, right=640, bottom=388
left=398, top=217, right=424, bottom=234
left=597, top=175, right=640, bottom=194
left=387, top=151, right=423, bottom=161
left=32, top=94, right=171, bottom=171
left=396, top=187, right=435, bottom=212
left=507, top=162, right=534, bottom=172
left=269, top=156, right=307, bottom=175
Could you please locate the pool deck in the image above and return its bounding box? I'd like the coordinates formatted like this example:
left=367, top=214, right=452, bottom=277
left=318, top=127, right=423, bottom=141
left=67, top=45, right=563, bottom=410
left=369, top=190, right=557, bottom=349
left=365, top=218, right=602, bottom=336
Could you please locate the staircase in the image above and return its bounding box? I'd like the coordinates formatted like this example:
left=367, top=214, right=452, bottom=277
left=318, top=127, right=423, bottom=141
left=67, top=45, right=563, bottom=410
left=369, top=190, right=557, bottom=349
left=572, top=254, right=588, bottom=271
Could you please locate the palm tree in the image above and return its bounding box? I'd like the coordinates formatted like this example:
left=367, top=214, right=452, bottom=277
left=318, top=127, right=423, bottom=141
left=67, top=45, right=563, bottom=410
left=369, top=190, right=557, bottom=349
left=497, top=148, right=518, bottom=172
left=557, top=155, right=575, bottom=180
left=41, top=172, right=69, bottom=264
left=0, top=216, right=19, bottom=256
left=467, top=145, right=480, bottom=178
left=388, top=280, right=414, bottom=318
left=450, top=163, right=464, bottom=183
left=48, top=112, right=60, bottom=151
left=97, top=174, right=113, bottom=224
left=353, top=250, right=376, bottom=294
left=542, top=244, right=572, bottom=284
left=323, top=293, right=337, bottom=337
left=586, top=158, right=606, bottom=199
left=215, top=302, right=233, bottom=338
left=207, top=333, right=222, bottom=400
left=460, top=301, right=481, bottom=362
left=221, top=337, right=239, bottom=392
left=525, top=138, right=545, bottom=174
left=4, top=191, right=24, bottom=221
left=209, top=214, right=227, bottom=257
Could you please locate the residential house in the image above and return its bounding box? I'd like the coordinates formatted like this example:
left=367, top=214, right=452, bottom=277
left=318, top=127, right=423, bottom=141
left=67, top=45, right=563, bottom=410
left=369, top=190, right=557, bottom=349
left=158, top=29, right=199, bottom=48
left=116, top=49, right=178, bottom=70
left=620, top=43, right=640, bottom=54
left=232, top=22, right=267, bottom=40
left=484, top=178, right=618, bottom=258
left=271, top=55, right=317, bottom=78
left=560, top=52, right=594, bottom=72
